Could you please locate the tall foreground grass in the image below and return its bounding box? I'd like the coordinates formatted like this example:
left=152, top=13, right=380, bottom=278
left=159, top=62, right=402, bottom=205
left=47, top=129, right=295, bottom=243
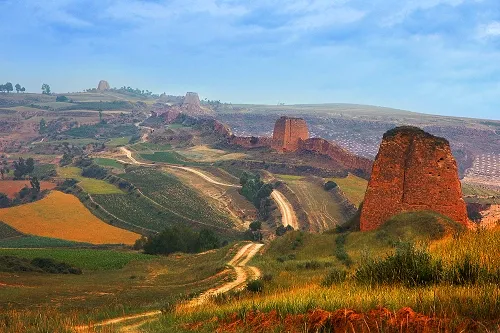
left=152, top=227, right=500, bottom=332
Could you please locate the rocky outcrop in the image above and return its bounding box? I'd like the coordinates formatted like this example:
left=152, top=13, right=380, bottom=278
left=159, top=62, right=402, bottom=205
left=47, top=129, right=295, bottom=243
left=183, top=92, right=201, bottom=108
left=299, top=138, right=372, bottom=179
left=272, top=117, right=309, bottom=152
left=97, top=80, right=110, bottom=91
left=360, top=126, right=469, bottom=231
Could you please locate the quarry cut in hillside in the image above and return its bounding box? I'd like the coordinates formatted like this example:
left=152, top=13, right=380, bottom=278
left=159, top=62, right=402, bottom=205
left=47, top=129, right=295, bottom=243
left=360, top=126, right=469, bottom=231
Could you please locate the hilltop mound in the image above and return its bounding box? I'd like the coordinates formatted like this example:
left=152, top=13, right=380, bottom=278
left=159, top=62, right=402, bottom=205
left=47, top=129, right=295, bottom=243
left=360, top=126, right=469, bottom=231
left=376, top=211, right=465, bottom=243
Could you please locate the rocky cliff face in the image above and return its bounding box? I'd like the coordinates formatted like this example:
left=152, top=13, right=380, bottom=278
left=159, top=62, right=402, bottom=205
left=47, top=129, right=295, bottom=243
left=97, top=80, right=110, bottom=91
left=272, top=117, right=309, bottom=152
left=299, top=138, right=372, bottom=178
left=360, top=126, right=469, bottom=231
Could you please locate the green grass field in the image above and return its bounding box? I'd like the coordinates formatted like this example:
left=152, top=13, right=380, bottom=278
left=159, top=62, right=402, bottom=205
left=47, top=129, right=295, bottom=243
left=106, top=136, right=132, bottom=147
left=0, top=248, right=151, bottom=270
left=331, top=173, right=368, bottom=207
left=58, top=166, right=124, bottom=194
left=140, top=151, right=190, bottom=165
left=0, top=235, right=91, bottom=248
left=0, top=221, right=23, bottom=240
left=94, top=157, right=125, bottom=169
left=131, top=142, right=172, bottom=152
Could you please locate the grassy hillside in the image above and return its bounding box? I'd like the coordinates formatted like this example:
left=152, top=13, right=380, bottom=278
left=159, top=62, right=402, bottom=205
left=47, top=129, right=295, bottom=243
left=331, top=173, right=368, bottom=207
left=0, top=245, right=234, bottom=332
left=144, top=212, right=498, bottom=332
left=0, top=221, right=23, bottom=240
left=0, top=191, right=140, bottom=244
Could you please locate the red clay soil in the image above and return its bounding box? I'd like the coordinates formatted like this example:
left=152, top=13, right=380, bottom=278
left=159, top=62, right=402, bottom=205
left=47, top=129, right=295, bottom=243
left=0, top=180, right=56, bottom=198
left=183, top=307, right=488, bottom=333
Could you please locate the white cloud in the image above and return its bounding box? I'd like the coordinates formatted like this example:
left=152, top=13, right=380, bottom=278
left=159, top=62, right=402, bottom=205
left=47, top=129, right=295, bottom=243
left=478, top=21, right=500, bottom=38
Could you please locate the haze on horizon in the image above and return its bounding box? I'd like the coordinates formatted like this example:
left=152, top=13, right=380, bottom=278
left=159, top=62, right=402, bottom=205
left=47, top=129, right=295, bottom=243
left=1, top=0, right=499, bottom=120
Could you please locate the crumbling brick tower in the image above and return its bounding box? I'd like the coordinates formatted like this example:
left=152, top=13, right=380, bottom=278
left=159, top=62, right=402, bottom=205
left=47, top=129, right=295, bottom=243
left=359, top=126, right=469, bottom=231
left=272, top=116, right=309, bottom=152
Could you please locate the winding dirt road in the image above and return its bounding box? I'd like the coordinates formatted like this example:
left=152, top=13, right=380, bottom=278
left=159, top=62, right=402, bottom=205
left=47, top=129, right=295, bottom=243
left=73, top=242, right=263, bottom=332
left=271, top=190, right=299, bottom=229
left=119, top=147, right=298, bottom=229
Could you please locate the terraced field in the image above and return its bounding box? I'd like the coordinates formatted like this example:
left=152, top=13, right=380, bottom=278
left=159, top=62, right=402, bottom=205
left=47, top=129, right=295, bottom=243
left=57, top=167, right=123, bottom=194
left=277, top=176, right=346, bottom=231
left=0, top=191, right=140, bottom=244
left=119, top=168, right=235, bottom=229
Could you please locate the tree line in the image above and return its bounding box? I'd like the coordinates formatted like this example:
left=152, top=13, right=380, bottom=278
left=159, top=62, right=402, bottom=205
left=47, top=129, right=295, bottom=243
left=0, top=82, right=25, bottom=93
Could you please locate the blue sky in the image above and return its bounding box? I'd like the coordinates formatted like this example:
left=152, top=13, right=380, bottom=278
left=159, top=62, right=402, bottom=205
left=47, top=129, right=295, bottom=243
left=0, top=0, right=499, bottom=120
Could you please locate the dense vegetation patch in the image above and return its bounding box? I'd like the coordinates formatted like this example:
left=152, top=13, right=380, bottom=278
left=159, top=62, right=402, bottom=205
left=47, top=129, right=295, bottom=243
left=141, top=227, right=221, bottom=255
left=239, top=172, right=273, bottom=220
left=0, top=255, right=82, bottom=274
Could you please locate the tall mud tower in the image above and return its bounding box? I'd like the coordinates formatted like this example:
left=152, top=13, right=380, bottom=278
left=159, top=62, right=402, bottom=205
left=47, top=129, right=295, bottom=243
left=97, top=80, right=110, bottom=91
left=182, top=92, right=201, bottom=108
left=272, top=116, right=309, bottom=152
left=360, top=126, right=469, bottom=231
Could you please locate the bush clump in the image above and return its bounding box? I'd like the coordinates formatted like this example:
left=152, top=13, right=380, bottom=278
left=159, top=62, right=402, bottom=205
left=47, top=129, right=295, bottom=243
left=322, top=268, right=347, bottom=287
left=355, top=243, right=442, bottom=287
left=0, top=256, right=82, bottom=274
left=142, top=227, right=221, bottom=255
left=246, top=279, right=264, bottom=293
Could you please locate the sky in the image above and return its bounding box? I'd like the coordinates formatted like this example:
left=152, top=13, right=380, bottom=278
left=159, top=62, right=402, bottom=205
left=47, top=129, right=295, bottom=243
left=0, top=0, right=499, bottom=120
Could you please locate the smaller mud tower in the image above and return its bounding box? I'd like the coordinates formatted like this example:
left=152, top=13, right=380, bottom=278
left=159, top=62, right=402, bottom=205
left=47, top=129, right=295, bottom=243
left=97, top=80, right=110, bottom=91
left=272, top=116, right=309, bottom=152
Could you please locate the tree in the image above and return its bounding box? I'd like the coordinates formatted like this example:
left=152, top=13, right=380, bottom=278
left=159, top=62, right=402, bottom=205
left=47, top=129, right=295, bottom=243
left=0, top=159, right=10, bottom=180
left=5, top=82, right=13, bottom=93
left=13, top=157, right=34, bottom=179
left=0, top=193, right=11, bottom=208
left=56, top=95, right=69, bottom=102
left=30, top=177, right=41, bottom=194
left=39, top=118, right=47, bottom=134
left=21, top=87, right=26, bottom=93
left=15, top=84, right=21, bottom=93
left=41, top=83, right=51, bottom=95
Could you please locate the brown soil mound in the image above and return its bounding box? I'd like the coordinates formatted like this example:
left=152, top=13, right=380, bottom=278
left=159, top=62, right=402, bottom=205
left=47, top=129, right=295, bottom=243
left=183, top=307, right=484, bottom=333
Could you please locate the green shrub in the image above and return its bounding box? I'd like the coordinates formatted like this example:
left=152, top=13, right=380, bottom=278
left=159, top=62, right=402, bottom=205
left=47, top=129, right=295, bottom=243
left=324, top=181, right=338, bottom=191
left=0, top=256, right=82, bottom=274
left=355, top=243, right=443, bottom=287
left=446, top=255, right=485, bottom=285
left=322, top=268, right=347, bottom=287
left=246, top=279, right=264, bottom=293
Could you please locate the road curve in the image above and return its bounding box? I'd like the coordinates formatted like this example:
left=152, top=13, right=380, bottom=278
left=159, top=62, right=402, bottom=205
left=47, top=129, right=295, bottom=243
left=271, top=190, right=298, bottom=230
left=73, top=242, right=263, bottom=332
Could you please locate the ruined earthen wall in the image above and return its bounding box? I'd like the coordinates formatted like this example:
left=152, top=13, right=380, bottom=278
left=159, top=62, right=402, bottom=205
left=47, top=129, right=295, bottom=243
left=299, top=138, right=372, bottom=177
left=360, top=127, right=469, bottom=231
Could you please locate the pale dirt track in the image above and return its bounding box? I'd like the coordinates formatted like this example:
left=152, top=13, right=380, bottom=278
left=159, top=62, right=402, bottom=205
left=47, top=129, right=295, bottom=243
left=73, top=242, right=263, bottom=333
left=271, top=190, right=299, bottom=229
left=119, top=147, right=298, bottom=229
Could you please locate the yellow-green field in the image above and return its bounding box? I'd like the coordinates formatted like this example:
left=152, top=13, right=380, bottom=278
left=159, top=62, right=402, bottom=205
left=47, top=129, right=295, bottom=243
left=331, top=173, right=368, bottom=206
left=58, top=167, right=123, bottom=194
left=0, top=191, right=140, bottom=244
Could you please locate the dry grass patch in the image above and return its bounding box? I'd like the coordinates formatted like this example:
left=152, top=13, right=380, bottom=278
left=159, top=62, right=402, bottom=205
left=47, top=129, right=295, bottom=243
left=0, top=191, right=140, bottom=244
